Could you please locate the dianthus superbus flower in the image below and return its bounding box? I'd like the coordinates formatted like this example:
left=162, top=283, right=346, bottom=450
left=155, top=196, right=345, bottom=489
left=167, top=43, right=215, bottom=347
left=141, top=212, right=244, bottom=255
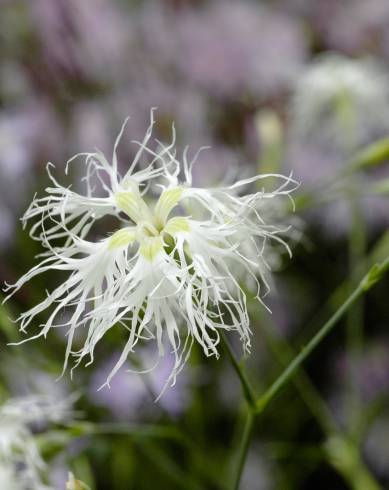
left=0, top=395, right=74, bottom=490
left=4, top=110, right=297, bottom=392
left=291, top=54, right=389, bottom=151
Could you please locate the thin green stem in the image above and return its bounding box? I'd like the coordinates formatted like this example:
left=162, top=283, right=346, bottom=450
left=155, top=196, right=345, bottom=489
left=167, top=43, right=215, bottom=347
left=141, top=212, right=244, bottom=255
left=325, top=435, right=383, bottom=490
left=225, top=259, right=388, bottom=490
left=221, top=334, right=257, bottom=489
left=259, top=317, right=384, bottom=490
left=229, top=409, right=254, bottom=490
left=255, top=259, right=388, bottom=415
left=295, top=231, right=389, bottom=351
left=347, top=198, right=366, bottom=350
left=221, top=332, right=257, bottom=409
left=259, top=316, right=338, bottom=434
left=346, top=191, right=366, bottom=434
left=255, top=234, right=389, bottom=432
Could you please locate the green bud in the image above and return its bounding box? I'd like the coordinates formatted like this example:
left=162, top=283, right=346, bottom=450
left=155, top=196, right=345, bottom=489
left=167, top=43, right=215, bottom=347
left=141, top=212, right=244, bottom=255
left=350, top=137, right=389, bottom=170
left=66, top=472, right=90, bottom=490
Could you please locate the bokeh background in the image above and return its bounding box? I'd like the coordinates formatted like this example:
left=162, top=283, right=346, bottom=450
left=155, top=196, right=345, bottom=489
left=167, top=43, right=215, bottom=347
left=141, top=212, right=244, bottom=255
left=0, top=1, right=389, bottom=489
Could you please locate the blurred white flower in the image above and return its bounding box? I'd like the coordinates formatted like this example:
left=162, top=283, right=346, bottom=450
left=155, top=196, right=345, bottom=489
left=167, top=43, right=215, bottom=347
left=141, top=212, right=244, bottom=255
left=5, top=110, right=297, bottom=393
left=0, top=395, right=73, bottom=490
left=291, top=54, right=389, bottom=152
left=3, top=363, right=69, bottom=403
left=287, top=54, right=389, bottom=237
left=1, top=394, right=74, bottom=426
left=0, top=463, right=24, bottom=490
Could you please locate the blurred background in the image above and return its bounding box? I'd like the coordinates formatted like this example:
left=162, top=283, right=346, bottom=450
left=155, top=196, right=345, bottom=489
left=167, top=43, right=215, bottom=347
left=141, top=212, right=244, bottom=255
left=0, top=0, right=388, bottom=489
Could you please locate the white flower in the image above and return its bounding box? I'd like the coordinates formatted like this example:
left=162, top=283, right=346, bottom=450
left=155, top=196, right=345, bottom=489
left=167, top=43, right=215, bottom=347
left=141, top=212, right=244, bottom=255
left=291, top=53, right=389, bottom=150
left=0, top=463, right=22, bottom=490
left=0, top=394, right=74, bottom=425
left=0, top=395, right=73, bottom=490
left=5, top=110, right=297, bottom=393
left=22, top=110, right=167, bottom=243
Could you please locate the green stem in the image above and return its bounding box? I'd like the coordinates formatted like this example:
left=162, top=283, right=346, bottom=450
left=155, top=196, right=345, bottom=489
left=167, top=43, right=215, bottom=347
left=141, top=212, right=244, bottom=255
left=325, top=435, right=382, bottom=490
left=294, top=231, right=389, bottom=353
left=259, top=317, right=337, bottom=434
left=225, top=259, right=388, bottom=489
left=347, top=189, right=366, bottom=352
left=260, top=318, right=383, bottom=490
left=346, top=190, right=366, bottom=433
left=221, top=332, right=257, bottom=409
left=229, top=409, right=255, bottom=490
left=255, top=259, right=388, bottom=415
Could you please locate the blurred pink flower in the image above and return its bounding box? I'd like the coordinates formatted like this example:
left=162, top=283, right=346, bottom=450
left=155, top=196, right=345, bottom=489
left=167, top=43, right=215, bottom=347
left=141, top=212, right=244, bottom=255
left=0, top=99, right=62, bottom=247
left=28, top=0, right=132, bottom=83
left=322, top=0, right=389, bottom=57
left=175, top=1, right=307, bottom=99
left=136, top=0, right=306, bottom=100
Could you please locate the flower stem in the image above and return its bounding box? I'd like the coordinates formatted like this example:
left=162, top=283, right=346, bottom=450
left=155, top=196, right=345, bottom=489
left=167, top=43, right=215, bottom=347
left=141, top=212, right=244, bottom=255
left=260, top=315, right=383, bottom=489
left=347, top=191, right=366, bottom=353
left=221, top=332, right=257, bottom=409
left=229, top=409, right=255, bottom=490
left=225, top=259, right=388, bottom=489
left=325, top=435, right=383, bottom=490
left=259, top=315, right=337, bottom=434
left=255, top=259, right=388, bottom=415
left=346, top=190, right=366, bottom=434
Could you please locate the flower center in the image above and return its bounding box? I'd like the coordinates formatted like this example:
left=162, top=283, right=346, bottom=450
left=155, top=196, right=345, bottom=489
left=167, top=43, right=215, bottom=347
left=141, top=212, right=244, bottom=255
left=113, top=186, right=189, bottom=260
